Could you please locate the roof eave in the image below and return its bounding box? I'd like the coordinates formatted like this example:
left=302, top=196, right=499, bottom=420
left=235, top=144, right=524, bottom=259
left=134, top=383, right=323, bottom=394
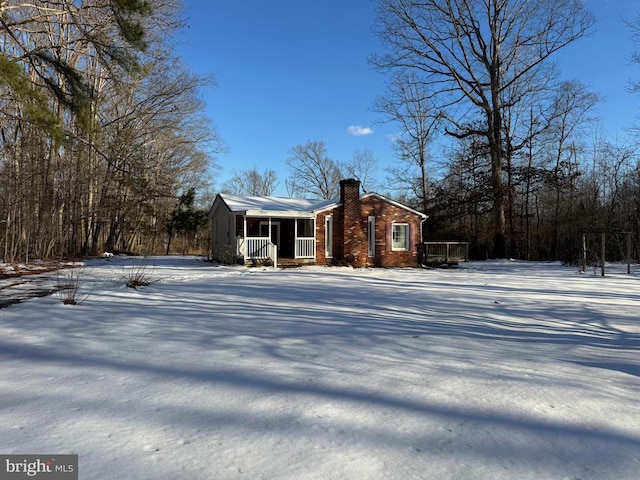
left=313, top=201, right=340, bottom=214
left=362, top=192, right=427, bottom=218
left=243, top=209, right=316, bottom=218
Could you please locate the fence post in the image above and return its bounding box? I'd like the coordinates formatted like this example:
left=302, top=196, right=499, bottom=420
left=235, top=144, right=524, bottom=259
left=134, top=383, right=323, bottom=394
left=600, top=233, right=606, bottom=277
left=627, top=231, right=632, bottom=275
left=581, top=233, right=586, bottom=273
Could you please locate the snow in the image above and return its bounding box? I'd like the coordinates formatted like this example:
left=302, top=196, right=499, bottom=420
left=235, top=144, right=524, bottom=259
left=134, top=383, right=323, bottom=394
left=220, top=193, right=337, bottom=214
left=1, top=257, right=639, bottom=479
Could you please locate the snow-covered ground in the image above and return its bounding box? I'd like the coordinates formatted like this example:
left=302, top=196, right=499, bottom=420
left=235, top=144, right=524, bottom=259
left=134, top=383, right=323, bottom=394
left=1, top=257, right=639, bottom=479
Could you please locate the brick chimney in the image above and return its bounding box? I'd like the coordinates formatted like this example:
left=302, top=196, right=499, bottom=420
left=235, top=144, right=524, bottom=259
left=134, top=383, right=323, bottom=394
left=340, top=179, right=365, bottom=264
left=340, top=178, right=360, bottom=209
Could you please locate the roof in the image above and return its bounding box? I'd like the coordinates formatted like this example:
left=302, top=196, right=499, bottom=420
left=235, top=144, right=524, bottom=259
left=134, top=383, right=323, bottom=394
left=213, top=192, right=427, bottom=219
left=313, top=192, right=427, bottom=219
left=217, top=193, right=337, bottom=218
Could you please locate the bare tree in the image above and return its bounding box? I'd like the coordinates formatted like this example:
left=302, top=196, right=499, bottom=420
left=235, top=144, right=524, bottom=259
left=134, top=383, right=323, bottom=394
left=222, top=168, right=278, bottom=196
left=543, top=81, right=600, bottom=259
left=0, top=0, right=151, bottom=261
left=92, top=55, right=220, bottom=255
left=285, top=140, right=341, bottom=199
left=341, top=149, right=380, bottom=194
left=628, top=12, right=640, bottom=95
left=373, top=0, right=594, bottom=257
left=0, top=0, right=150, bottom=122
left=0, top=0, right=220, bottom=260
left=373, top=72, right=439, bottom=213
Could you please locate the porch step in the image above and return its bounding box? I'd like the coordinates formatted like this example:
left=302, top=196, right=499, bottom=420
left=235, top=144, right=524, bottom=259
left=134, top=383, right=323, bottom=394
left=277, top=258, right=312, bottom=269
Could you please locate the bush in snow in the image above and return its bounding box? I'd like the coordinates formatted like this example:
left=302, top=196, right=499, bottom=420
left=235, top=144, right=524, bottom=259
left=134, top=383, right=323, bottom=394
left=54, top=266, right=91, bottom=305
left=116, top=260, right=156, bottom=289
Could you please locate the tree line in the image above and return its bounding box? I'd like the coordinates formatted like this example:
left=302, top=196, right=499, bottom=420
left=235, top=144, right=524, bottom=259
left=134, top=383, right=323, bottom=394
left=4, top=0, right=640, bottom=264
left=0, top=0, right=219, bottom=263
left=374, top=0, right=640, bottom=262
left=225, top=1, right=640, bottom=264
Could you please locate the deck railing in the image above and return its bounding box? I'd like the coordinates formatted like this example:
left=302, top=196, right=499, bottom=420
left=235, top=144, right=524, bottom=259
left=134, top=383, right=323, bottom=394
left=295, top=237, right=315, bottom=259
left=423, top=242, right=469, bottom=265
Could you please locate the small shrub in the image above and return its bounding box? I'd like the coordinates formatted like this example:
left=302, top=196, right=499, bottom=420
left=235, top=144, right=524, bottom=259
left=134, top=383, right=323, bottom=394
left=249, top=257, right=274, bottom=267
left=54, top=266, right=91, bottom=305
left=117, top=260, right=156, bottom=289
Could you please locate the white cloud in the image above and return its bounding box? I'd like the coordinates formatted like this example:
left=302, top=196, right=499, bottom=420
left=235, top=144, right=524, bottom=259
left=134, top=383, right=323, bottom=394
left=347, top=125, right=373, bottom=136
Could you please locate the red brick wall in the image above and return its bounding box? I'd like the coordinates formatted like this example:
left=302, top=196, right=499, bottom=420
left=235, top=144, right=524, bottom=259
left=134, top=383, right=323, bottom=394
left=315, top=180, right=423, bottom=267
left=360, top=196, right=422, bottom=267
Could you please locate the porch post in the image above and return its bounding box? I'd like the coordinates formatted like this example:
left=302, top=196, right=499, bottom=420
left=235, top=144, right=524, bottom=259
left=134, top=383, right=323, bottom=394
left=294, top=217, right=298, bottom=258
left=243, top=216, right=247, bottom=257
left=268, top=217, right=274, bottom=264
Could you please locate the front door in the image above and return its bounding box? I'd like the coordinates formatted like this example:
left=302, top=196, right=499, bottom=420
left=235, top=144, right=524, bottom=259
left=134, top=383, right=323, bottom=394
left=260, top=221, right=280, bottom=253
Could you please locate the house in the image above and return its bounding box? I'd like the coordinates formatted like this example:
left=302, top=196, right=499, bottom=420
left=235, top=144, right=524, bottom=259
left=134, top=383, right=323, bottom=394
left=208, top=179, right=427, bottom=267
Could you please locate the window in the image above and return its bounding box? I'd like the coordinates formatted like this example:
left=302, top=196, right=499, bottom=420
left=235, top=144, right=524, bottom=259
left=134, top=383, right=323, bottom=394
left=368, top=216, right=375, bottom=257
left=392, top=223, right=410, bottom=251
left=297, top=218, right=314, bottom=237
left=325, top=215, right=333, bottom=257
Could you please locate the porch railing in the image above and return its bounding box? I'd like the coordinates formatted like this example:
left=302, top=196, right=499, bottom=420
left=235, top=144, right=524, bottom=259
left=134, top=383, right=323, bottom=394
left=422, top=242, right=469, bottom=265
left=295, top=237, right=315, bottom=259
left=237, top=237, right=278, bottom=267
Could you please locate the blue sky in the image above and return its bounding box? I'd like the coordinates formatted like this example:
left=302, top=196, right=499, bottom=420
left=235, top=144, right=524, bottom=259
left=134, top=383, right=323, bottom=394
left=176, top=0, right=640, bottom=196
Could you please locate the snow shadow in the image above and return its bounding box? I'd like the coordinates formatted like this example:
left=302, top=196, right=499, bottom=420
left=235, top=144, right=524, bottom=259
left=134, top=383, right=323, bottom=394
left=574, top=361, right=640, bottom=378
left=1, top=336, right=639, bottom=479
left=1, top=260, right=640, bottom=478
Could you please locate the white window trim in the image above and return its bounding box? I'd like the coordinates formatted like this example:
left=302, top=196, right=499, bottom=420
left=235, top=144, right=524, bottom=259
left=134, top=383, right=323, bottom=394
left=325, top=215, right=333, bottom=258
left=391, top=223, right=410, bottom=251
left=368, top=216, right=375, bottom=257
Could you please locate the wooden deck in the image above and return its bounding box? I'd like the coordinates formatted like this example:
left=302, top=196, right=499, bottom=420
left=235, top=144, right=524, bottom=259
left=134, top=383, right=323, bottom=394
left=422, top=242, right=470, bottom=267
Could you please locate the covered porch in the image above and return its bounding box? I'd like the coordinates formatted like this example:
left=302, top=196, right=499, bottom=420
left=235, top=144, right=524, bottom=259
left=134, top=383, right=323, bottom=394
left=235, top=215, right=316, bottom=266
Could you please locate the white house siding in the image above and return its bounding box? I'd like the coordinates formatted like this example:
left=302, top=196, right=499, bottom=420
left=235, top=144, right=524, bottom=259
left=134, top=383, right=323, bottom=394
left=209, top=199, right=235, bottom=263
